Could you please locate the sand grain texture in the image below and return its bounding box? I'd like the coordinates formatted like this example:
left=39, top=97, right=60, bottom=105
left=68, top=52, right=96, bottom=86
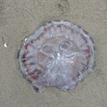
left=0, top=0, right=107, bottom=107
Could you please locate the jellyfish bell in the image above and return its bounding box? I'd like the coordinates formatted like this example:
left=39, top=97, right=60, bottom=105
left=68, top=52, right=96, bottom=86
left=18, top=21, right=95, bottom=92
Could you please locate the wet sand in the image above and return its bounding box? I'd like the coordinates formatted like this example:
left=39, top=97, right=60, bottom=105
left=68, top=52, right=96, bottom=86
left=0, top=0, right=107, bottom=107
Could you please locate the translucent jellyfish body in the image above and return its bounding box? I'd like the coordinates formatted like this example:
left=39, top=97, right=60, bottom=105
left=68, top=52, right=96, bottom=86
left=18, top=21, right=95, bottom=92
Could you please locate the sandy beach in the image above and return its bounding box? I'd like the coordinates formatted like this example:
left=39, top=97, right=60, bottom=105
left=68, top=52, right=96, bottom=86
left=0, top=0, right=107, bottom=107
